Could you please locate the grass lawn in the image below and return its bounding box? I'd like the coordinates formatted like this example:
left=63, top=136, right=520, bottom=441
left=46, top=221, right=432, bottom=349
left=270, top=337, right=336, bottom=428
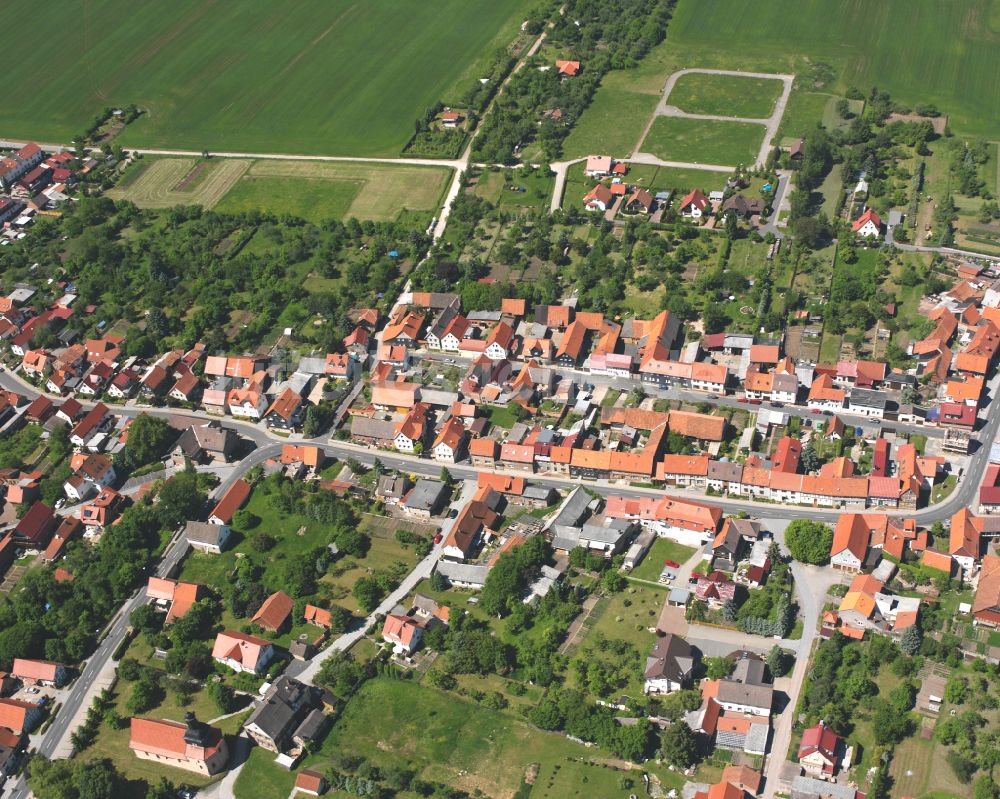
left=584, top=586, right=662, bottom=652
left=2, top=0, right=531, bottom=155
left=562, top=88, right=661, bottom=158
left=778, top=91, right=835, bottom=140
left=233, top=747, right=297, bottom=799
left=661, top=0, right=1000, bottom=139
left=213, top=160, right=451, bottom=222
left=667, top=73, right=784, bottom=118
left=629, top=539, right=697, bottom=584
left=488, top=404, right=520, bottom=429
left=650, top=166, right=728, bottom=194
left=112, top=157, right=450, bottom=223
left=641, top=116, right=764, bottom=167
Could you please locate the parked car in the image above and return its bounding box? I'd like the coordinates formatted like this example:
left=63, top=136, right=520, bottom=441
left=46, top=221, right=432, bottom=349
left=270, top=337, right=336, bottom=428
left=664, top=559, right=680, bottom=569
left=433, top=533, right=442, bottom=544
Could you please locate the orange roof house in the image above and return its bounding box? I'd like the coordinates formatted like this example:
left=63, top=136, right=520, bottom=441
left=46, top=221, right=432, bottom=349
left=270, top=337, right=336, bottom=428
left=209, top=479, right=251, bottom=525
left=668, top=410, right=725, bottom=441
left=303, top=605, right=333, bottom=628
left=252, top=591, right=294, bottom=632
left=555, top=59, right=581, bottom=76
left=211, top=630, right=274, bottom=674
left=382, top=614, right=422, bottom=652
left=146, top=577, right=205, bottom=623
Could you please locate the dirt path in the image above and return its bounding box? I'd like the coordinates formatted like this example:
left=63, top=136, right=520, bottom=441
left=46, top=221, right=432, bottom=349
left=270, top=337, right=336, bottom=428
left=558, top=594, right=600, bottom=654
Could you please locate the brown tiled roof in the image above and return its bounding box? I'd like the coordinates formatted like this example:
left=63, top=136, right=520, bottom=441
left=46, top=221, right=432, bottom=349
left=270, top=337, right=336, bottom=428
left=252, top=591, right=293, bottom=632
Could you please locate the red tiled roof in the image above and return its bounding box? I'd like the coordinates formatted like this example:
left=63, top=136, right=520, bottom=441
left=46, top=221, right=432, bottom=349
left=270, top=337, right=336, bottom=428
left=210, top=479, right=251, bottom=524
left=252, top=590, right=293, bottom=631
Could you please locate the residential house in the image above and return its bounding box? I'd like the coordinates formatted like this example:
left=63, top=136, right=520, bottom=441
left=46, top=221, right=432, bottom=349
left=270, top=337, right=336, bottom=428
left=0, top=698, right=45, bottom=734
left=209, top=479, right=251, bottom=525
left=69, top=402, right=112, bottom=449
left=852, top=208, right=881, bottom=238
left=643, top=634, right=694, bottom=694
left=243, top=676, right=320, bottom=753
left=211, top=630, right=274, bottom=674
left=382, top=614, right=423, bottom=654
left=400, top=479, right=448, bottom=519
left=798, top=721, right=843, bottom=778
left=679, top=189, right=709, bottom=218
left=12, top=501, right=57, bottom=549
left=185, top=521, right=232, bottom=554
left=583, top=184, right=614, bottom=212
left=11, top=659, right=67, bottom=688
left=146, top=577, right=205, bottom=623
left=431, top=416, right=467, bottom=463
left=252, top=591, right=294, bottom=633
left=264, top=388, right=305, bottom=431
left=949, top=508, right=983, bottom=575
left=584, top=155, right=613, bottom=177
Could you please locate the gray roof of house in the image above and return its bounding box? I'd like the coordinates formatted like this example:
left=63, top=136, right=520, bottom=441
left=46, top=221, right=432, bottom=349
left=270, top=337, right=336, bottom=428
left=849, top=388, right=887, bottom=409
left=297, top=357, right=328, bottom=375
left=731, top=657, right=768, bottom=685
left=184, top=521, right=229, bottom=546
left=467, top=310, right=502, bottom=323
left=745, top=722, right=770, bottom=754
left=404, top=479, right=447, bottom=511
left=350, top=416, right=397, bottom=440
left=716, top=679, right=773, bottom=711
left=644, top=633, right=694, bottom=682
left=419, top=388, right=460, bottom=407
left=668, top=587, right=690, bottom=605
left=791, top=776, right=859, bottom=799
left=523, top=484, right=555, bottom=501
left=549, top=486, right=593, bottom=529
left=580, top=520, right=632, bottom=545
left=436, top=560, right=489, bottom=586
left=245, top=677, right=311, bottom=741
left=772, top=373, right=798, bottom=393
left=551, top=526, right=581, bottom=551
left=708, top=460, right=743, bottom=481
left=292, top=708, right=329, bottom=743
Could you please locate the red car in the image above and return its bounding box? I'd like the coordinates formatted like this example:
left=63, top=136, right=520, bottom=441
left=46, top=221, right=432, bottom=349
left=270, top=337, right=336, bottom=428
left=810, top=408, right=822, bottom=414
left=433, top=533, right=442, bottom=544
left=664, top=559, right=680, bottom=569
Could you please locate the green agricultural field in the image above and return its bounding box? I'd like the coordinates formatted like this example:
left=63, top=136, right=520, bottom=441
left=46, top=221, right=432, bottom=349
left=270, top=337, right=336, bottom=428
left=0, top=0, right=531, bottom=155
left=667, top=73, right=784, bottom=118
left=641, top=116, right=764, bottom=166
left=109, top=157, right=451, bottom=222
left=664, top=0, right=1000, bottom=138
